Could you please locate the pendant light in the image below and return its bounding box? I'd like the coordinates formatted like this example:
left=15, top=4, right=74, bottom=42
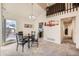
left=29, top=3, right=36, bottom=20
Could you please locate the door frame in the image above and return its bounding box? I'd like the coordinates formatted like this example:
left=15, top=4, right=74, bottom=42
left=60, top=16, right=76, bottom=44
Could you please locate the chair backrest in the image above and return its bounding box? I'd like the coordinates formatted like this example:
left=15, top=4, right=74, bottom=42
left=31, top=31, right=35, bottom=39
left=35, top=32, right=39, bottom=41
left=16, top=31, right=23, bottom=43
left=31, top=31, right=39, bottom=41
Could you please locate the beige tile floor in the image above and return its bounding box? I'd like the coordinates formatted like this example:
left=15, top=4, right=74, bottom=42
left=1, top=39, right=79, bottom=56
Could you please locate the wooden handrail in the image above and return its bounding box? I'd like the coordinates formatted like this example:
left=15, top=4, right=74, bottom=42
left=46, top=3, right=79, bottom=16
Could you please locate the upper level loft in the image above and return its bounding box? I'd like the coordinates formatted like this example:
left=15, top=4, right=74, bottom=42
left=46, top=3, right=79, bottom=16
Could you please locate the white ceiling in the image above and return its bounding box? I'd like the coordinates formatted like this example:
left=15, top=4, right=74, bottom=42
left=37, top=3, right=55, bottom=10
left=47, top=3, right=55, bottom=6
left=2, top=3, right=46, bottom=20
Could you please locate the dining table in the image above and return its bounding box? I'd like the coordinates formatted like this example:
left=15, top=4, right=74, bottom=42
left=23, top=35, right=32, bottom=48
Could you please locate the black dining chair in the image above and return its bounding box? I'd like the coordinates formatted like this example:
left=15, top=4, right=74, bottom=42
left=16, top=31, right=28, bottom=52
left=31, top=31, right=39, bottom=47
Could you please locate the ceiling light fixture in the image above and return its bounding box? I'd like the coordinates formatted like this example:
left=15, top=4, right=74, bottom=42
left=29, top=3, right=36, bottom=20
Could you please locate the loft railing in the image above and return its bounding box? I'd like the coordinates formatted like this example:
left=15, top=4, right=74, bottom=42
left=46, top=3, right=79, bottom=16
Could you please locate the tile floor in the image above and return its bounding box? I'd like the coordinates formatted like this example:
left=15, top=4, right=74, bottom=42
left=0, top=39, right=79, bottom=56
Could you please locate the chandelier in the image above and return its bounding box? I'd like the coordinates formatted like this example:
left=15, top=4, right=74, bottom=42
left=29, top=3, right=36, bottom=20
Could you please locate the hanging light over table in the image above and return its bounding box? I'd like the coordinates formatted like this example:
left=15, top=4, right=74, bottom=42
left=29, top=3, right=36, bottom=20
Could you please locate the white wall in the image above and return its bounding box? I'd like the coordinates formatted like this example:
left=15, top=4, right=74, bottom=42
left=0, top=3, right=2, bottom=41
left=44, top=17, right=61, bottom=44
left=75, top=13, right=79, bottom=48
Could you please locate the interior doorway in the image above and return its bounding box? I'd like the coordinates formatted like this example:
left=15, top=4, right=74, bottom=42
left=61, top=17, right=76, bottom=44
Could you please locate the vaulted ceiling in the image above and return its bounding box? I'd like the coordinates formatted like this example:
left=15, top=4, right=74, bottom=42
left=37, top=3, right=47, bottom=10
left=37, top=3, right=55, bottom=10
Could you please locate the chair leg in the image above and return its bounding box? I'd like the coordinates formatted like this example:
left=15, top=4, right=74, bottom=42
left=28, top=41, right=30, bottom=48
left=22, top=44, right=24, bottom=52
left=31, top=41, right=33, bottom=47
left=31, top=41, right=34, bottom=47
left=37, top=41, right=39, bottom=47
left=16, top=44, right=18, bottom=51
